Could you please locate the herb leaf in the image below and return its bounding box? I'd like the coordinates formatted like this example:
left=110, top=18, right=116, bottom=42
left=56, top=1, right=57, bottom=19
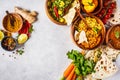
left=67, top=50, right=96, bottom=76
left=17, top=49, right=24, bottom=55
left=92, top=27, right=99, bottom=34
left=88, top=2, right=93, bottom=6
left=115, top=31, right=120, bottom=39
left=29, top=25, right=34, bottom=33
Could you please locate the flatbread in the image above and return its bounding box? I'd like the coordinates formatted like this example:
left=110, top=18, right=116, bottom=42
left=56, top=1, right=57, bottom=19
left=84, top=74, right=99, bottom=80
left=85, top=45, right=120, bottom=61
left=100, top=46, right=120, bottom=61
left=92, top=54, right=118, bottom=79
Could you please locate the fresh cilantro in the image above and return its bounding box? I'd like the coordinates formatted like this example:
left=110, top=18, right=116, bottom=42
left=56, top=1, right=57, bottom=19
left=115, top=31, right=120, bottom=39
left=92, top=27, right=99, bottom=34
left=28, top=25, right=34, bottom=33
left=67, top=50, right=96, bottom=76
left=17, top=49, right=24, bottom=55
left=88, top=2, right=93, bottom=6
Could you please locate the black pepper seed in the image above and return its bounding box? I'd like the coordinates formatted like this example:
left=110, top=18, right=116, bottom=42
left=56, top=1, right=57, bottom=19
left=9, top=55, right=11, bottom=57
left=12, top=52, right=15, bottom=54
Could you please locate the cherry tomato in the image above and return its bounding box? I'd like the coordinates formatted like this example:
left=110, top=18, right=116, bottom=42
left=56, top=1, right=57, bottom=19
left=105, top=14, right=111, bottom=19
left=98, top=14, right=102, bottom=18
left=101, top=9, right=106, bottom=14
left=108, top=8, right=113, bottom=13
left=104, top=0, right=110, bottom=7
left=110, top=2, right=116, bottom=8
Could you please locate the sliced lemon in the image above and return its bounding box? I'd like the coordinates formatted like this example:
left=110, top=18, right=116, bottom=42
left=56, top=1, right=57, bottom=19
left=0, top=30, right=4, bottom=41
left=18, top=34, right=28, bottom=44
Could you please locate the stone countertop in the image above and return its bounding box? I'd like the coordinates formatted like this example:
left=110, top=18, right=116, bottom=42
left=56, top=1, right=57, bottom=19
left=0, top=0, right=119, bottom=80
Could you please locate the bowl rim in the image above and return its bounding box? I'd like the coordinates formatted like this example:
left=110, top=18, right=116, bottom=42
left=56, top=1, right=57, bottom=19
left=106, top=24, right=120, bottom=50
left=81, top=0, right=103, bottom=15
left=2, top=13, right=23, bottom=33
left=45, top=0, right=67, bottom=25
left=71, top=16, right=106, bottom=50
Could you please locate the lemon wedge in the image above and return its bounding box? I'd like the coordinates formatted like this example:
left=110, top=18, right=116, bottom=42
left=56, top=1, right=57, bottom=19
left=0, top=30, right=4, bottom=41
left=18, top=34, right=28, bottom=44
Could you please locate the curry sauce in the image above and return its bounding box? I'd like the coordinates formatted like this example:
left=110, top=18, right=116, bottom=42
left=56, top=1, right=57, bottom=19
left=109, top=25, right=120, bottom=49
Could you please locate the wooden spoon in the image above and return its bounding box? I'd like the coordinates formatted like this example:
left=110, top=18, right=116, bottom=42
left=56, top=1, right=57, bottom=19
left=6, top=11, right=16, bottom=27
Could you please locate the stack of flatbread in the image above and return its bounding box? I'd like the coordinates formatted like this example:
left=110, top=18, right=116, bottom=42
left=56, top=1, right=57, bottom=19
left=84, top=46, right=120, bottom=80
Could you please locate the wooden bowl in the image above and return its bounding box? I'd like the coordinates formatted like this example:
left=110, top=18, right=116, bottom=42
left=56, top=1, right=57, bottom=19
left=3, top=13, right=23, bottom=33
left=45, top=0, right=67, bottom=25
left=1, top=37, right=17, bottom=51
left=71, top=16, right=106, bottom=50
left=106, top=24, right=120, bottom=50
left=81, top=0, right=103, bottom=15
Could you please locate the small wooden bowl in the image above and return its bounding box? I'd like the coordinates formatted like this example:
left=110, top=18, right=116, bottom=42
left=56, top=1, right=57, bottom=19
left=3, top=13, right=23, bottom=33
left=45, top=0, right=67, bottom=25
left=106, top=24, right=120, bottom=50
left=71, top=16, right=106, bottom=50
left=1, top=37, right=17, bottom=51
left=81, top=0, right=103, bottom=15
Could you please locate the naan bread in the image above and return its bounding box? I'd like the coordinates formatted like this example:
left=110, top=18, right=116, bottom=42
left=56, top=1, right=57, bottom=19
left=100, top=46, right=120, bottom=61
left=14, top=6, right=38, bottom=23
left=84, top=74, right=99, bottom=80
left=85, top=45, right=120, bottom=61
left=92, top=54, right=118, bottom=79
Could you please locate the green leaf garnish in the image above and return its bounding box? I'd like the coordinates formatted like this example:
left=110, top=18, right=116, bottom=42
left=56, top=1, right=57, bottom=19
left=115, top=31, right=120, bottom=39
left=67, top=50, right=96, bottom=76
left=88, top=2, right=93, bottom=6
left=29, top=25, right=34, bottom=33
left=92, top=27, right=99, bottom=34
left=17, top=49, right=24, bottom=55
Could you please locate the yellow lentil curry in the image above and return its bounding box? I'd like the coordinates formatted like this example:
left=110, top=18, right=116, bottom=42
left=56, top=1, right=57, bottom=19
left=3, top=13, right=23, bottom=32
left=75, top=17, right=102, bottom=49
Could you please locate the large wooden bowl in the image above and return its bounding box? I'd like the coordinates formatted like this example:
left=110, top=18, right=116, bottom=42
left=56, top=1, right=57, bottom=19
left=81, top=0, right=103, bottom=15
left=71, top=16, right=106, bottom=50
left=45, top=0, right=67, bottom=25
left=106, top=24, right=120, bottom=50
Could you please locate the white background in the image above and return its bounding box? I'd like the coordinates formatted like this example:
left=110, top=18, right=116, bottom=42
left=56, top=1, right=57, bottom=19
left=0, top=0, right=120, bottom=80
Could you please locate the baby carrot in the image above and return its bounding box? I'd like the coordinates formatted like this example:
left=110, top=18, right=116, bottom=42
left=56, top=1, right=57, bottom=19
left=66, top=67, right=75, bottom=80
left=63, top=63, right=74, bottom=78
left=72, top=73, right=77, bottom=80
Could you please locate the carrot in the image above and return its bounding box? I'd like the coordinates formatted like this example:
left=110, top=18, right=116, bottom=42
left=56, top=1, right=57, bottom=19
left=66, top=67, right=75, bottom=80
left=63, top=63, right=74, bottom=78
left=72, top=73, right=77, bottom=80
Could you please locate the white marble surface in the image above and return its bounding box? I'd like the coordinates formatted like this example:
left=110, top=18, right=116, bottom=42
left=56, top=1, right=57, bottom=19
left=0, top=0, right=119, bottom=80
